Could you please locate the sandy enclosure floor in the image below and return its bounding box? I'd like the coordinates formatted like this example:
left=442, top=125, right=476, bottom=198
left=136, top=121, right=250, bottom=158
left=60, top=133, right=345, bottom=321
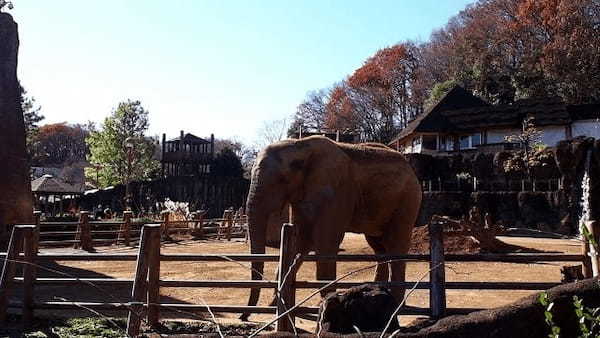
left=18, top=233, right=582, bottom=331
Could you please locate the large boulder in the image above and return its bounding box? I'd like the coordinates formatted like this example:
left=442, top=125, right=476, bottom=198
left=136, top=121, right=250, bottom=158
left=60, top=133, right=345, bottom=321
left=517, top=192, right=560, bottom=229
left=265, top=277, right=600, bottom=338
left=318, top=284, right=400, bottom=334
left=0, top=13, right=33, bottom=240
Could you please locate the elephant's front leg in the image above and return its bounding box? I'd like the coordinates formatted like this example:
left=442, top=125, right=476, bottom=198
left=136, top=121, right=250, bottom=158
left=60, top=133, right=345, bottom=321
left=314, top=226, right=345, bottom=297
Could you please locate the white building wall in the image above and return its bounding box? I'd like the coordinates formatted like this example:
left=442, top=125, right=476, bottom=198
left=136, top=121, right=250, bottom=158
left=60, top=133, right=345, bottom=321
left=487, top=129, right=521, bottom=143
left=538, top=126, right=566, bottom=146
left=572, top=119, right=600, bottom=139
left=488, top=126, right=566, bottom=146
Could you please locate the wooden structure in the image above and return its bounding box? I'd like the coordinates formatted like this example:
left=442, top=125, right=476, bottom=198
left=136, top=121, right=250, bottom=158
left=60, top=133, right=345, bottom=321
left=161, top=131, right=214, bottom=177
left=31, top=174, right=84, bottom=217
left=23, top=211, right=247, bottom=251
left=291, top=127, right=358, bottom=143
left=1, top=219, right=598, bottom=334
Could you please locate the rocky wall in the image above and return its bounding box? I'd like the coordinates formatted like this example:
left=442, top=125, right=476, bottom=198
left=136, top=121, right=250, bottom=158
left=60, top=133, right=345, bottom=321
left=0, top=13, right=33, bottom=239
left=417, top=191, right=570, bottom=233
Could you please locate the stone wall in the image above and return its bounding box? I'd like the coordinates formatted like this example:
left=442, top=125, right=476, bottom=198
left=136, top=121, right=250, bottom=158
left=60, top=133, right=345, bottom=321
left=411, top=137, right=600, bottom=234
left=0, top=13, right=33, bottom=239
left=417, top=191, right=568, bottom=232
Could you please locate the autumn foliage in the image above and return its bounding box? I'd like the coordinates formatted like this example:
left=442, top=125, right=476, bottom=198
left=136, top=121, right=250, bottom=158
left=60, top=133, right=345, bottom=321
left=29, top=123, right=91, bottom=167
left=292, top=0, right=600, bottom=143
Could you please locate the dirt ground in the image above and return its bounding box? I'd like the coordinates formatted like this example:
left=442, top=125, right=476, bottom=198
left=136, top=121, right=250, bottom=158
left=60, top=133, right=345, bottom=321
left=17, top=232, right=582, bottom=333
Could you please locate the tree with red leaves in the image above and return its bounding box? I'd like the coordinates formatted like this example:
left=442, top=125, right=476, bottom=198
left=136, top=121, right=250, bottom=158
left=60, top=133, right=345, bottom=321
left=325, top=43, right=425, bottom=143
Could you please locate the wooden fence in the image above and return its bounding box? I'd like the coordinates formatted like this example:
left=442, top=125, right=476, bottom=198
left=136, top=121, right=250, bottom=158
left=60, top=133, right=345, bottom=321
left=19, top=210, right=247, bottom=251
left=0, top=220, right=598, bottom=336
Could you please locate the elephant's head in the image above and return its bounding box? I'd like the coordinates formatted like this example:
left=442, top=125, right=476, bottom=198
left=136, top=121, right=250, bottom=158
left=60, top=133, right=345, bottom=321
left=242, top=136, right=349, bottom=318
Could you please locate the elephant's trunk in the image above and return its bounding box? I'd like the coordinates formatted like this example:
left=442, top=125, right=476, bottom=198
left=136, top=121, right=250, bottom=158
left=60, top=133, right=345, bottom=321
left=240, top=177, right=270, bottom=320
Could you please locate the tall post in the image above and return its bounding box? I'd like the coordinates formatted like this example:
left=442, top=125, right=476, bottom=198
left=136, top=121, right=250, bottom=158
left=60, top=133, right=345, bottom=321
left=22, top=225, right=37, bottom=325
left=161, top=133, right=166, bottom=177
left=585, top=221, right=599, bottom=277
left=122, top=211, right=132, bottom=246
left=147, top=226, right=161, bottom=327
left=210, top=133, right=215, bottom=159
left=79, top=211, right=92, bottom=252
left=276, top=223, right=299, bottom=332
left=80, top=211, right=94, bottom=251
left=161, top=211, right=170, bottom=240
left=193, top=211, right=204, bottom=238
left=429, top=220, right=446, bottom=319
left=33, top=211, right=41, bottom=253
left=127, top=224, right=158, bottom=336
left=582, top=232, right=593, bottom=278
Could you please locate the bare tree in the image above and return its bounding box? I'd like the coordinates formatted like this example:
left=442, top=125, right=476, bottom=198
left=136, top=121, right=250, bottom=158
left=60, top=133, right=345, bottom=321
left=0, top=1, right=13, bottom=11
left=255, top=118, right=289, bottom=150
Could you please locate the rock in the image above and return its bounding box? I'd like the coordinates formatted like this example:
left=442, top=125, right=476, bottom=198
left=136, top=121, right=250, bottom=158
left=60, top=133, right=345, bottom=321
left=267, top=277, right=600, bottom=338
left=318, top=284, right=400, bottom=334
left=517, top=192, right=559, bottom=228
left=0, top=13, right=33, bottom=241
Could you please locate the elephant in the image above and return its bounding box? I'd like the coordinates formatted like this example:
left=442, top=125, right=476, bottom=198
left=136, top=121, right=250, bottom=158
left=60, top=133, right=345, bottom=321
left=241, top=136, right=422, bottom=320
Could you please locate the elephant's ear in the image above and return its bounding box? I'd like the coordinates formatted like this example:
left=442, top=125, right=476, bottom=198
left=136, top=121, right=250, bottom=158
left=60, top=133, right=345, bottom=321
left=302, top=145, right=350, bottom=199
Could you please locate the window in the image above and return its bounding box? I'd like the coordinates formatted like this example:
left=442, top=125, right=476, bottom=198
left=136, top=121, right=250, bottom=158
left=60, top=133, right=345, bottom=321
left=458, top=133, right=482, bottom=149
left=439, top=136, right=447, bottom=151
left=459, top=135, right=470, bottom=149
left=422, top=135, right=438, bottom=150
left=471, top=133, right=481, bottom=147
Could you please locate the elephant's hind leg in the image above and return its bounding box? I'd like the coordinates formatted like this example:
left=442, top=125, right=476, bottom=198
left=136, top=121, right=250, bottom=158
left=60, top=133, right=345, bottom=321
left=382, top=211, right=417, bottom=304
left=365, top=235, right=389, bottom=282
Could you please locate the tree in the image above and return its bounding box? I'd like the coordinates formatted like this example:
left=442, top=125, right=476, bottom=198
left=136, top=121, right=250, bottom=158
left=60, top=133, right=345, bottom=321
left=424, top=80, right=458, bottom=109
left=324, top=43, right=426, bottom=143
left=212, top=147, right=244, bottom=178
left=213, top=137, right=257, bottom=178
left=0, top=1, right=13, bottom=11
left=291, top=89, right=330, bottom=133
left=255, top=118, right=289, bottom=150
left=503, top=116, right=546, bottom=177
left=30, top=123, right=91, bottom=167
left=20, top=87, right=45, bottom=157
left=86, top=100, right=159, bottom=188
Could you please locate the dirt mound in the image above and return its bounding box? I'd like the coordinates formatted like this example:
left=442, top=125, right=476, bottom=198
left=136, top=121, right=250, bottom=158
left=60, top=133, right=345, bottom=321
left=409, top=226, right=481, bottom=254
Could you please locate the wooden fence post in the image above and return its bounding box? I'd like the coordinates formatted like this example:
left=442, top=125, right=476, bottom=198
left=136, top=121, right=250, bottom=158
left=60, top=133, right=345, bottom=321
left=582, top=231, right=593, bottom=278
left=585, top=220, right=599, bottom=277
left=79, top=211, right=92, bottom=252
left=0, top=225, right=26, bottom=322
left=429, top=220, right=446, bottom=319
left=161, top=211, right=170, bottom=240
left=122, top=211, right=133, bottom=246
left=193, top=211, right=204, bottom=238
left=33, top=211, right=41, bottom=253
left=276, top=223, right=299, bottom=332
left=147, top=226, right=161, bottom=327
left=22, top=225, right=37, bottom=326
left=127, top=224, right=160, bottom=336
left=226, top=211, right=234, bottom=241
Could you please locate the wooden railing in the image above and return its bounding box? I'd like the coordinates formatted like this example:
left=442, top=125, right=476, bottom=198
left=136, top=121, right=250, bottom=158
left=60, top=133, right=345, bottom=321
left=20, top=210, right=247, bottom=251
left=0, top=220, right=597, bottom=336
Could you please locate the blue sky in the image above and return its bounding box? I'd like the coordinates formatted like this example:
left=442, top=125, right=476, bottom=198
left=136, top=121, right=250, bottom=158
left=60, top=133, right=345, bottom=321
left=12, top=0, right=472, bottom=145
